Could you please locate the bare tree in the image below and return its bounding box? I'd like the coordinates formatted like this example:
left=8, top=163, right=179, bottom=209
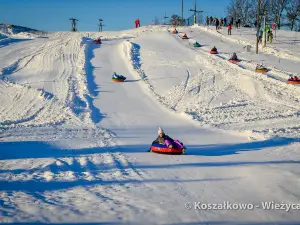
left=269, top=0, right=288, bottom=29
left=227, top=0, right=270, bottom=26
left=286, top=0, right=300, bottom=30
left=170, top=14, right=184, bottom=26
left=227, top=0, right=253, bottom=25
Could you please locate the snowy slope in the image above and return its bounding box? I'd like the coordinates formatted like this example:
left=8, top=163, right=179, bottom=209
left=132, top=29, right=300, bottom=138
left=0, top=26, right=300, bottom=224
left=197, top=25, right=300, bottom=62
left=0, top=24, right=43, bottom=38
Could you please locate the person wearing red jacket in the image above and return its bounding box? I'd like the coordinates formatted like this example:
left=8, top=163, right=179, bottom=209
left=135, top=19, right=140, bottom=28
left=228, top=23, right=232, bottom=35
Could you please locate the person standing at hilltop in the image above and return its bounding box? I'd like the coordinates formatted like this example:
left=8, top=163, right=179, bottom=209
left=135, top=19, right=140, bottom=28
left=224, top=17, right=227, bottom=26
left=228, top=23, right=232, bottom=35
left=216, top=18, right=220, bottom=30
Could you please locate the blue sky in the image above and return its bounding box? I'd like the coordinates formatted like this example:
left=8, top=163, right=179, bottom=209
left=0, top=0, right=229, bottom=31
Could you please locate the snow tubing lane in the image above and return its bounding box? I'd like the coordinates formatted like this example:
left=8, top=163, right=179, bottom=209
left=150, top=143, right=184, bottom=155
left=287, top=80, right=300, bottom=85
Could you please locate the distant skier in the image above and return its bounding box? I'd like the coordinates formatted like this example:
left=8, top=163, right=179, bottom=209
left=112, top=72, right=119, bottom=79
left=135, top=19, right=140, bottom=28
left=269, top=30, right=273, bottom=43
left=228, top=23, right=232, bottom=35
left=258, top=29, right=263, bottom=43
left=215, top=19, right=220, bottom=30
left=266, top=25, right=271, bottom=41
left=229, top=52, right=239, bottom=61
left=254, top=20, right=257, bottom=28
left=237, top=18, right=241, bottom=28
left=220, top=18, right=223, bottom=26
left=210, top=16, right=213, bottom=26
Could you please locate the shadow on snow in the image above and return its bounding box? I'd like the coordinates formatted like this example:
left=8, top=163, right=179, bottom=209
left=0, top=137, right=298, bottom=161
left=0, top=38, right=32, bottom=49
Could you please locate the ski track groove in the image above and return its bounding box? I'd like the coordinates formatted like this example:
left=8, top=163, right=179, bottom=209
left=0, top=34, right=100, bottom=129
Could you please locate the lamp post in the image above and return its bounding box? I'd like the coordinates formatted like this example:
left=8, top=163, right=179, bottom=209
left=163, top=13, right=169, bottom=25
left=182, top=0, right=184, bottom=21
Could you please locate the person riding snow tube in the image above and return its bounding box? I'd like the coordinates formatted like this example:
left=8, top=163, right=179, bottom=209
left=149, top=127, right=186, bottom=154
left=112, top=72, right=126, bottom=82
left=193, top=41, right=201, bottom=47
left=93, top=38, right=102, bottom=44
left=255, top=65, right=267, bottom=73
left=228, top=52, right=240, bottom=62
left=210, top=46, right=218, bottom=54
left=182, top=33, right=189, bottom=39
left=172, top=29, right=178, bottom=34
left=287, top=76, right=300, bottom=84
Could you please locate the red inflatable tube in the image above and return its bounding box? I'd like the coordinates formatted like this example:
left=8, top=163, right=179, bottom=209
left=229, top=59, right=240, bottom=63
left=93, top=40, right=101, bottom=44
left=287, top=80, right=300, bottom=84
left=210, top=50, right=218, bottom=54
left=150, top=143, right=185, bottom=154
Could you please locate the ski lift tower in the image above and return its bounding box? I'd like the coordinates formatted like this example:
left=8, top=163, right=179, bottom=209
left=190, top=0, right=202, bottom=25
left=98, top=19, right=105, bottom=32
left=70, top=18, right=78, bottom=32
left=163, top=13, right=169, bottom=25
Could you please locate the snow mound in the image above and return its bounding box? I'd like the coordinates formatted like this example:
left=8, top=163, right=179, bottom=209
left=0, top=24, right=44, bottom=38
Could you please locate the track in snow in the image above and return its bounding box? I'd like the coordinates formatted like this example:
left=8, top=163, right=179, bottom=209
left=0, top=27, right=300, bottom=224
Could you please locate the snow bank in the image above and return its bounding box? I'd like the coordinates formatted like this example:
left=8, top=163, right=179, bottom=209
left=197, top=26, right=300, bottom=62
left=0, top=32, right=115, bottom=148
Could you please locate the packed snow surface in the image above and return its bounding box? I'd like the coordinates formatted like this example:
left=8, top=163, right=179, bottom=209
left=0, top=25, right=299, bottom=224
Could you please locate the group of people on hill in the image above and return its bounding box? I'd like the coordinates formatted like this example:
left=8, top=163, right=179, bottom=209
left=206, top=16, right=240, bottom=30
left=258, top=24, right=274, bottom=43
left=207, top=16, right=274, bottom=42
left=206, top=16, right=228, bottom=27
left=206, top=16, right=236, bottom=35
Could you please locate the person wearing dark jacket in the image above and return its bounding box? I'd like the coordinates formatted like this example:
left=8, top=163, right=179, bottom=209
left=216, top=19, right=220, bottom=30
left=152, top=127, right=174, bottom=145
